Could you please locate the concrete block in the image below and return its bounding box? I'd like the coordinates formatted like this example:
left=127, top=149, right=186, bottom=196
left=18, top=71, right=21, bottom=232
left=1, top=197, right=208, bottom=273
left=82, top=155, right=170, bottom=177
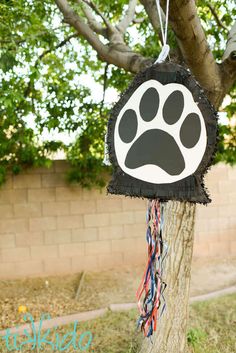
left=29, top=217, right=56, bottom=232
left=85, top=240, right=111, bottom=255
left=72, top=228, right=98, bottom=242
left=0, top=190, right=27, bottom=204
left=44, top=258, right=71, bottom=274
left=15, top=232, right=44, bottom=247
left=219, top=180, right=235, bottom=194
left=57, top=215, right=84, bottom=229
left=82, top=188, right=106, bottom=200
left=0, top=204, right=13, bottom=218
left=13, top=174, right=41, bottom=189
left=56, top=187, right=83, bottom=201
left=193, top=243, right=210, bottom=257
left=0, top=233, right=15, bottom=248
left=44, top=229, right=71, bottom=245
left=70, top=200, right=96, bottom=215
left=98, top=225, right=123, bottom=240
left=15, top=260, right=44, bottom=276
left=0, top=262, right=16, bottom=278
left=96, top=199, right=123, bottom=213
left=58, top=243, right=85, bottom=257
left=110, top=212, right=134, bottom=225
left=122, top=198, right=146, bottom=211
left=98, top=253, right=123, bottom=268
left=54, top=160, right=69, bottom=173
left=208, top=240, right=230, bottom=256
left=1, top=247, right=30, bottom=262
left=42, top=202, right=70, bottom=216
left=123, top=224, right=146, bottom=238
left=112, top=238, right=136, bottom=252
left=14, top=203, right=41, bottom=218
left=71, top=255, right=98, bottom=272
left=0, top=219, right=28, bottom=234
left=42, top=173, right=65, bottom=188
left=123, top=251, right=147, bottom=266
left=229, top=240, right=236, bottom=255
left=84, top=213, right=109, bottom=228
left=28, top=189, right=55, bottom=202
left=30, top=245, right=58, bottom=259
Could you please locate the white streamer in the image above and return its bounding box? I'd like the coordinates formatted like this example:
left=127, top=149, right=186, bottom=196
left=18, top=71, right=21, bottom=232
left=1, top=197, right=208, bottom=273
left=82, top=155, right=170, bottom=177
left=154, top=0, right=170, bottom=64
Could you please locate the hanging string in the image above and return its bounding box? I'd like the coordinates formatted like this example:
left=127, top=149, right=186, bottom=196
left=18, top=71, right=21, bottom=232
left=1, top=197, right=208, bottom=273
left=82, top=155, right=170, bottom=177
left=154, top=0, right=170, bottom=64
left=136, top=200, right=168, bottom=337
left=100, top=63, right=109, bottom=118
left=103, top=132, right=111, bottom=166
left=102, top=63, right=111, bottom=166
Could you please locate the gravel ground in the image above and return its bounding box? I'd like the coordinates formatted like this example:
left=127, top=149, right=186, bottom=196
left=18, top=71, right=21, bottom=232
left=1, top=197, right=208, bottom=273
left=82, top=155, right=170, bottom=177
left=0, top=257, right=235, bottom=330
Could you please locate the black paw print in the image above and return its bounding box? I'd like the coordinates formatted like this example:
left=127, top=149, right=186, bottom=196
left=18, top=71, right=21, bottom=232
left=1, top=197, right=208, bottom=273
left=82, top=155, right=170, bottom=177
left=115, top=81, right=207, bottom=184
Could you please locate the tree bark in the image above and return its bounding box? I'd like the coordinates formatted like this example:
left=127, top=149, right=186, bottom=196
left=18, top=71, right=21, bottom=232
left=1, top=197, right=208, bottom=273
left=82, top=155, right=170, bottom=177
left=221, top=22, right=236, bottom=97
left=139, top=201, right=196, bottom=353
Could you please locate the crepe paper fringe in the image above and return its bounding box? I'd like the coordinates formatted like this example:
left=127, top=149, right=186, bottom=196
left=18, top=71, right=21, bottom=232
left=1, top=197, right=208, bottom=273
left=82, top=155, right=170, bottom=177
left=136, top=199, right=168, bottom=338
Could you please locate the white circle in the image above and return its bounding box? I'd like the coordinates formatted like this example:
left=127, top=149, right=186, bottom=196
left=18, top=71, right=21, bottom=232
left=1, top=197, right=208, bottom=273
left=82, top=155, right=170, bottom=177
left=114, top=80, right=207, bottom=184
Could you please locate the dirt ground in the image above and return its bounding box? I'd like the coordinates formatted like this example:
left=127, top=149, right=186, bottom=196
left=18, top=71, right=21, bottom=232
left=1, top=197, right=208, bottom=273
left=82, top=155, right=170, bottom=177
left=0, top=257, right=236, bottom=330
left=190, top=257, right=236, bottom=296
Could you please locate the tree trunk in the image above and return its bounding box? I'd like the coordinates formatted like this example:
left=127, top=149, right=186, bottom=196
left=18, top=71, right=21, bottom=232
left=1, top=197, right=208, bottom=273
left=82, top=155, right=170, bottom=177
left=139, top=201, right=196, bottom=353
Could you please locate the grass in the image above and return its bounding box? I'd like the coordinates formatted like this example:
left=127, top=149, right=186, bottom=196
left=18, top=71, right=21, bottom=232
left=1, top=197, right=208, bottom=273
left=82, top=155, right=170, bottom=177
left=187, top=293, right=236, bottom=353
left=0, top=309, right=142, bottom=353
left=0, top=294, right=235, bottom=353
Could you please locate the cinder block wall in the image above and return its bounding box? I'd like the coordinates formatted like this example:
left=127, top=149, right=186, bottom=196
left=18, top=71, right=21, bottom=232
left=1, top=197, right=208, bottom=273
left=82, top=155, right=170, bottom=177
left=0, top=161, right=235, bottom=279
left=195, top=164, right=236, bottom=256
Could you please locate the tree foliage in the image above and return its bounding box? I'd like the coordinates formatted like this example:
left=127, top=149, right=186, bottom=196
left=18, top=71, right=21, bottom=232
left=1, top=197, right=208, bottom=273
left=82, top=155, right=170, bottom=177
left=0, top=0, right=235, bottom=187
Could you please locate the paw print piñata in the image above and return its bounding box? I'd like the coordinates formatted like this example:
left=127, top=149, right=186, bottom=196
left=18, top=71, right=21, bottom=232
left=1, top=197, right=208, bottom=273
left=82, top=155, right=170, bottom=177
left=107, top=62, right=218, bottom=204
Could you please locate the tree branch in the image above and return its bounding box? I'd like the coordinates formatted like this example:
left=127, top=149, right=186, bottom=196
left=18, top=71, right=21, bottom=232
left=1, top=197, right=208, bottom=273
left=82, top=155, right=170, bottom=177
left=55, top=0, right=152, bottom=73
left=160, top=0, right=222, bottom=106
left=80, top=0, right=125, bottom=50
left=207, top=3, right=228, bottom=31
left=24, top=33, right=78, bottom=98
left=117, top=0, right=137, bottom=33
left=55, top=0, right=109, bottom=55
left=223, top=21, right=236, bottom=61
left=133, top=16, right=145, bottom=24
left=140, top=0, right=162, bottom=33
left=38, top=33, right=78, bottom=61
left=0, top=26, right=68, bottom=47
left=77, top=0, right=107, bottom=37
left=54, top=0, right=235, bottom=109
left=221, top=22, right=236, bottom=95
left=82, top=0, right=113, bottom=31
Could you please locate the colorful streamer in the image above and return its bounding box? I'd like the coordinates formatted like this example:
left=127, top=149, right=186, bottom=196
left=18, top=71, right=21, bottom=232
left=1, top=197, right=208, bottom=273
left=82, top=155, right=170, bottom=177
left=136, top=200, right=168, bottom=337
